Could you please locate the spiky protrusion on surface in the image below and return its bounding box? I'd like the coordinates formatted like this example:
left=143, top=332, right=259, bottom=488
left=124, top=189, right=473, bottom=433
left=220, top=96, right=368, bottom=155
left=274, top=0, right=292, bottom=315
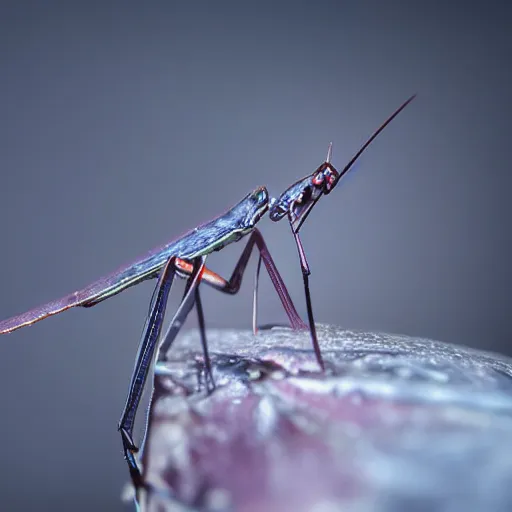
left=129, top=325, right=512, bottom=512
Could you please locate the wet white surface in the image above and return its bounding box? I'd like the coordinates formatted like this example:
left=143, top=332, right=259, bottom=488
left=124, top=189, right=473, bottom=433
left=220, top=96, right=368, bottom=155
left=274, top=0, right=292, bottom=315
left=135, top=326, right=512, bottom=511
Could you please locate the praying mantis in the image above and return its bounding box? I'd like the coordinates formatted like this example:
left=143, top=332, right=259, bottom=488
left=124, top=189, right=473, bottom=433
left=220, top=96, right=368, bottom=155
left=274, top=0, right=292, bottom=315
left=0, top=94, right=415, bottom=489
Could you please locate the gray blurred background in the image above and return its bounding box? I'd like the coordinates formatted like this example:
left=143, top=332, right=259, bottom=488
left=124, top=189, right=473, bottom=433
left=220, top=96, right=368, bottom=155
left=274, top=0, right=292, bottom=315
left=0, top=1, right=510, bottom=510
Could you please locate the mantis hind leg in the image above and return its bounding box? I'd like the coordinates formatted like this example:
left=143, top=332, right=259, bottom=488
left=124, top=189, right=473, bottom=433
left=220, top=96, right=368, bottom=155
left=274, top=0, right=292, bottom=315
left=118, top=255, right=207, bottom=488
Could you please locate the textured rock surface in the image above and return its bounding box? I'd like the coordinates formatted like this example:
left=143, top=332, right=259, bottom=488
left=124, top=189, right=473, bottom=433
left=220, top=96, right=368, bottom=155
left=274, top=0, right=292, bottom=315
left=133, top=325, right=512, bottom=511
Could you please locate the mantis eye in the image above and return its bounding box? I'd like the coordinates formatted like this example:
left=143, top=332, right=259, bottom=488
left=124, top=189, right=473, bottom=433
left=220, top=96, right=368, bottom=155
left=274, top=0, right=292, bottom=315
left=324, top=171, right=336, bottom=191
left=312, top=172, right=324, bottom=186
